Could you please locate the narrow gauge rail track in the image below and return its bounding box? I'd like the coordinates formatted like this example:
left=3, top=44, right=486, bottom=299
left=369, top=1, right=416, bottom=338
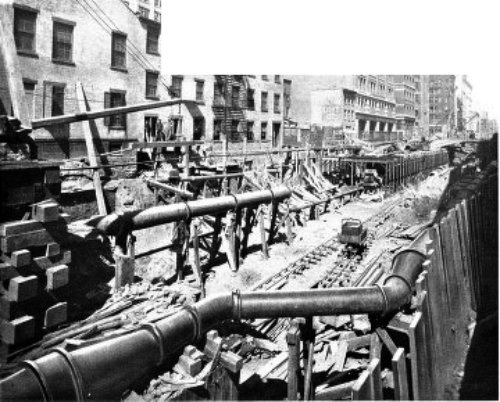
left=249, top=194, right=406, bottom=339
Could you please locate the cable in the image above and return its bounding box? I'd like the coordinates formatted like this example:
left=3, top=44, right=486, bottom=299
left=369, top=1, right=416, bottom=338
left=76, top=0, right=174, bottom=95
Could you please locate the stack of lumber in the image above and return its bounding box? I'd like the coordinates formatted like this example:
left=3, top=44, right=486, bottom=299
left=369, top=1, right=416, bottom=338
left=0, top=201, right=71, bottom=362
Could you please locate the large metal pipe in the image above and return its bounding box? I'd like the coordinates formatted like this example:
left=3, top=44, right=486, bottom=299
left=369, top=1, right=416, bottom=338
left=87, top=186, right=291, bottom=236
left=1, top=233, right=428, bottom=401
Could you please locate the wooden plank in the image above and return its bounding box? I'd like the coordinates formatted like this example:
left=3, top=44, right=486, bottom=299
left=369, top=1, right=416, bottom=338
left=351, top=370, right=372, bottom=400
left=32, top=250, right=71, bottom=271
left=375, top=327, right=397, bottom=355
left=76, top=82, right=107, bottom=216
left=0, top=263, right=19, bottom=281
left=367, top=358, right=382, bottom=400
left=369, top=332, right=381, bottom=360
left=7, top=275, right=38, bottom=302
left=0, top=218, right=69, bottom=237
left=392, top=348, right=409, bottom=400
left=1, top=229, right=54, bottom=253
left=0, top=316, right=35, bottom=345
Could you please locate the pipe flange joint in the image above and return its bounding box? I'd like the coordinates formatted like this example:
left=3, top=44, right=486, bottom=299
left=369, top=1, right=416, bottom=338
left=374, top=283, right=390, bottom=315
left=232, top=290, right=242, bottom=321
left=51, top=347, right=86, bottom=402
left=183, top=305, right=201, bottom=342
left=141, top=323, right=166, bottom=366
left=383, top=273, right=413, bottom=294
left=20, top=360, right=53, bottom=402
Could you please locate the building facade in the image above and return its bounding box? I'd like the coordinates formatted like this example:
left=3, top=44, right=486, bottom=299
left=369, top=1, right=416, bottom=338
left=159, top=75, right=287, bottom=147
left=428, top=75, right=456, bottom=137
left=307, top=75, right=397, bottom=142
left=122, top=0, right=162, bottom=23
left=389, top=75, right=417, bottom=140
left=0, top=0, right=163, bottom=159
left=455, top=75, right=473, bottom=133
left=415, top=75, right=430, bottom=138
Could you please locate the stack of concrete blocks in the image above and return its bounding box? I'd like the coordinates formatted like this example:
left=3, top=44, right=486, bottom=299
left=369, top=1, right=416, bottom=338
left=0, top=201, right=71, bottom=362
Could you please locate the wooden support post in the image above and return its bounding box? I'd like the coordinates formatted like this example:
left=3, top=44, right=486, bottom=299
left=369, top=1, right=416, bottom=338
left=268, top=200, right=279, bottom=245
left=224, top=211, right=238, bottom=272
left=241, top=208, right=255, bottom=258
left=259, top=207, right=269, bottom=259
left=173, top=220, right=190, bottom=281
left=76, top=83, right=107, bottom=216
left=192, top=219, right=205, bottom=298
left=113, top=252, right=134, bottom=290
left=285, top=200, right=293, bottom=245
left=301, top=317, right=315, bottom=400
left=209, top=215, right=223, bottom=265
left=287, top=320, right=301, bottom=401
left=392, top=347, right=409, bottom=400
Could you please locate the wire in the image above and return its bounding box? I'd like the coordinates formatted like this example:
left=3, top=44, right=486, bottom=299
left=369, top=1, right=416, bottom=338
left=76, top=0, right=174, bottom=95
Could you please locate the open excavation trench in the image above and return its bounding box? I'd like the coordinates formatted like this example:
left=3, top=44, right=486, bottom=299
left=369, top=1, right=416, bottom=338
left=0, top=161, right=461, bottom=401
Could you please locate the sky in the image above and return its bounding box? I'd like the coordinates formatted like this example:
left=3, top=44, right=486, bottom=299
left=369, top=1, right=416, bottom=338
left=162, top=0, right=499, bottom=123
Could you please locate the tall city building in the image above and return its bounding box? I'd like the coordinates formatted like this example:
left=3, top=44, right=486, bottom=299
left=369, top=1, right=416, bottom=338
left=415, top=75, right=430, bottom=138
left=389, top=75, right=417, bottom=140
left=455, top=75, right=473, bottom=133
left=428, top=75, right=456, bottom=137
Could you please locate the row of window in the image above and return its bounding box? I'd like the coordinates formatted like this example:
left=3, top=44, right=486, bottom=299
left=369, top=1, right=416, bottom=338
left=357, top=76, right=393, bottom=95
left=170, top=77, right=282, bottom=113
left=260, top=75, right=281, bottom=83
left=13, top=6, right=160, bottom=66
left=357, top=96, right=395, bottom=111
left=212, top=120, right=277, bottom=141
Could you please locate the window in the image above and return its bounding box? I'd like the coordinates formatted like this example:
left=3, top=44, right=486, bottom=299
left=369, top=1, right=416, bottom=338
left=51, top=85, right=65, bottom=116
left=147, top=27, right=159, bottom=53
left=52, top=21, right=73, bottom=63
left=23, top=80, right=36, bottom=121
left=247, top=89, right=255, bottom=111
left=196, top=80, right=204, bottom=102
left=111, top=32, right=127, bottom=69
left=274, top=75, right=281, bottom=83
left=231, top=86, right=240, bottom=107
left=104, top=90, right=126, bottom=128
left=146, top=71, right=158, bottom=98
left=171, top=76, right=183, bottom=98
left=274, top=93, right=280, bottom=113
left=214, top=83, right=224, bottom=105
left=261, top=122, right=267, bottom=140
left=139, top=6, right=149, bottom=18
left=213, top=119, right=222, bottom=140
left=154, top=11, right=161, bottom=22
left=247, top=121, right=254, bottom=141
left=14, top=8, right=37, bottom=54
left=231, top=120, right=239, bottom=139
left=261, top=75, right=268, bottom=81
left=261, top=91, right=268, bottom=112
left=155, top=0, right=161, bottom=6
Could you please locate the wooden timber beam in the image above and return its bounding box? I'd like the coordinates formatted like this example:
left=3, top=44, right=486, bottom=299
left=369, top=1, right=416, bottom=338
left=31, top=99, right=193, bottom=129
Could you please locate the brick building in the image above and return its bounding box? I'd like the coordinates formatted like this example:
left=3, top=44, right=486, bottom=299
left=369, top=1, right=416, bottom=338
left=429, top=75, right=456, bottom=137
left=160, top=75, right=287, bottom=147
left=455, top=75, right=473, bottom=133
left=0, top=0, right=163, bottom=159
left=305, top=75, right=397, bottom=142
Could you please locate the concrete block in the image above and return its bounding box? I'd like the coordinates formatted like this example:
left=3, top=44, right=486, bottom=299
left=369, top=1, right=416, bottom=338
left=7, top=275, right=38, bottom=302
left=0, top=315, right=35, bottom=345
left=45, top=242, right=60, bottom=257
left=9, top=249, right=31, bottom=267
left=0, top=296, right=18, bottom=320
left=44, top=302, right=68, bottom=328
left=33, top=202, right=59, bottom=223
left=0, top=263, right=18, bottom=282
left=46, top=265, right=69, bottom=290
left=221, top=351, right=243, bottom=373
left=177, top=354, right=202, bottom=376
